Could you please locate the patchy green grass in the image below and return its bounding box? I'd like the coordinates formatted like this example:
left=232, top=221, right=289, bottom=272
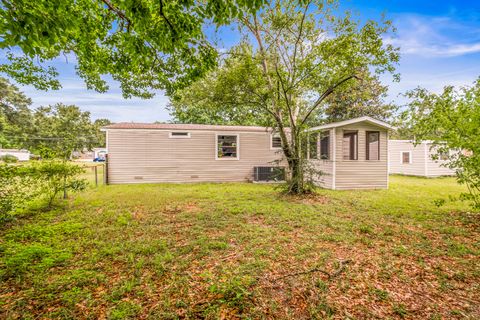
left=1, top=176, right=479, bottom=319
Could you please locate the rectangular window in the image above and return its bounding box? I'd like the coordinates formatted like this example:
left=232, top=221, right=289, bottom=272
left=217, top=135, right=239, bottom=159
left=343, top=131, right=358, bottom=160
left=271, top=134, right=282, bottom=149
left=169, top=132, right=190, bottom=138
left=366, top=131, right=380, bottom=160
left=320, top=131, right=330, bottom=160
left=401, top=152, right=411, bottom=164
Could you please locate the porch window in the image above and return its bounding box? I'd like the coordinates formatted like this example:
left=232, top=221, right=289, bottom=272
left=366, top=131, right=380, bottom=160
left=217, top=135, right=239, bottom=159
left=308, top=133, right=318, bottom=159
left=320, top=131, right=330, bottom=160
left=401, top=151, right=411, bottom=164
left=343, top=130, right=358, bottom=160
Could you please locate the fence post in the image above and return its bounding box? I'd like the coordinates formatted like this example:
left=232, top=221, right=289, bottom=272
left=94, top=165, right=98, bottom=187
left=104, top=154, right=108, bottom=185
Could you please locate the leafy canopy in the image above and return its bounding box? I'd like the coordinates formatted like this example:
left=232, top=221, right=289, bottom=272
left=0, top=77, right=33, bottom=149
left=0, top=0, right=266, bottom=97
left=404, top=78, right=480, bottom=209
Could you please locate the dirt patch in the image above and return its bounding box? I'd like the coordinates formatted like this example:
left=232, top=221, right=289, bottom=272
left=282, top=193, right=330, bottom=205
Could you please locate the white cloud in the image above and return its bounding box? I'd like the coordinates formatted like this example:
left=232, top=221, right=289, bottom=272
left=387, top=14, right=480, bottom=57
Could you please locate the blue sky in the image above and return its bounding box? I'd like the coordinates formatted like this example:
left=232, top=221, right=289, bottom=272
left=6, top=0, right=480, bottom=122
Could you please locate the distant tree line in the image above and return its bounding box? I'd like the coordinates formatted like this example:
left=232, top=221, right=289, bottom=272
left=0, top=77, right=110, bottom=159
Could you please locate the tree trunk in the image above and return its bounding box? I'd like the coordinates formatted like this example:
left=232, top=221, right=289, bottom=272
left=286, top=137, right=306, bottom=194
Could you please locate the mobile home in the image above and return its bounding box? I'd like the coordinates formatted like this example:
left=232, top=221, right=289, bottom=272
left=388, top=140, right=455, bottom=177
left=102, top=123, right=285, bottom=184
left=103, top=117, right=395, bottom=189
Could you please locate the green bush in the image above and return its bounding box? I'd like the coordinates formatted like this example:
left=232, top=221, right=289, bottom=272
left=0, top=164, right=40, bottom=222
left=30, top=160, right=87, bottom=207
left=0, top=161, right=86, bottom=222
left=0, top=154, right=18, bottom=163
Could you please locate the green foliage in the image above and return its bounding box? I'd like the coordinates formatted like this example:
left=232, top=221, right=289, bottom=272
left=1, top=242, right=72, bottom=279
left=169, top=0, right=399, bottom=194
left=31, top=104, right=102, bottom=159
left=0, top=0, right=265, bottom=97
left=0, top=161, right=86, bottom=222
left=30, top=160, right=87, bottom=207
left=0, top=77, right=33, bottom=149
left=0, top=78, right=107, bottom=156
left=0, top=154, right=18, bottom=163
left=321, top=69, right=397, bottom=123
left=0, top=163, right=41, bottom=221
left=404, top=78, right=480, bottom=210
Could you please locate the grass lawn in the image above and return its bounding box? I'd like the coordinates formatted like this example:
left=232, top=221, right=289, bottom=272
left=1, top=176, right=479, bottom=319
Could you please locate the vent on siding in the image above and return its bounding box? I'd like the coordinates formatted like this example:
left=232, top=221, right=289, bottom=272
left=134, top=176, right=144, bottom=180
left=254, top=167, right=285, bottom=182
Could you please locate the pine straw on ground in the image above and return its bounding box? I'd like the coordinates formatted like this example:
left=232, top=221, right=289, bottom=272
left=1, top=176, right=479, bottom=319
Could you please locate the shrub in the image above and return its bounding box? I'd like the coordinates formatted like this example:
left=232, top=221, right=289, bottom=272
left=0, top=154, right=18, bottom=163
left=0, top=161, right=87, bottom=223
left=30, top=160, right=87, bottom=207
left=0, top=164, right=40, bottom=222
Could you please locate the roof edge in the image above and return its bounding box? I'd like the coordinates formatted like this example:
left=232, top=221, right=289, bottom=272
left=308, top=116, right=396, bottom=131
left=101, top=122, right=279, bottom=132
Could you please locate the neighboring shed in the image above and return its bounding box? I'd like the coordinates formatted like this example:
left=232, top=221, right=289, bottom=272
left=102, top=123, right=285, bottom=184
left=0, top=149, right=30, bottom=161
left=388, top=140, right=455, bottom=177
left=307, top=116, right=394, bottom=190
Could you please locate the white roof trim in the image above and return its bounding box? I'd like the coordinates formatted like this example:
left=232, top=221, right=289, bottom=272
left=308, top=116, right=395, bottom=131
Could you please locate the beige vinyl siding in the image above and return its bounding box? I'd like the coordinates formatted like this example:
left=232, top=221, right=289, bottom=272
left=388, top=141, right=455, bottom=177
left=107, top=129, right=284, bottom=184
left=334, top=123, right=388, bottom=190
left=425, top=144, right=455, bottom=177
left=388, top=140, right=427, bottom=176
left=309, top=123, right=388, bottom=190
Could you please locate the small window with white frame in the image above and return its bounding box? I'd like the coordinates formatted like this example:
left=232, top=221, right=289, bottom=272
left=216, top=134, right=239, bottom=160
left=271, top=133, right=282, bottom=149
left=169, top=131, right=191, bottom=138
left=401, top=151, right=411, bottom=164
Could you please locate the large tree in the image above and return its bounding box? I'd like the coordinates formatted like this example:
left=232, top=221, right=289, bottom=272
left=0, top=0, right=265, bottom=97
left=321, top=70, right=396, bottom=123
left=0, top=77, right=34, bottom=149
left=168, top=45, right=274, bottom=126
left=403, top=79, right=480, bottom=209
left=30, top=104, right=101, bottom=159
left=171, top=0, right=399, bottom=193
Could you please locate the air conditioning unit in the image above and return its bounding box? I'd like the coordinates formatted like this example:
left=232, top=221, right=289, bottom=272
left=254, top=166, right=286, bottom=182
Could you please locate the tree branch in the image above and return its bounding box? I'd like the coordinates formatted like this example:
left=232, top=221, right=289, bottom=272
left=101, top=0, right=132, bottom=31
left=274, top=59, right=296, bottom=133
left=274, top=259, right=352, bottom=281
left=300, top=75, right=360, bottom=126
left=159, top=0, right=177, bottom=39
